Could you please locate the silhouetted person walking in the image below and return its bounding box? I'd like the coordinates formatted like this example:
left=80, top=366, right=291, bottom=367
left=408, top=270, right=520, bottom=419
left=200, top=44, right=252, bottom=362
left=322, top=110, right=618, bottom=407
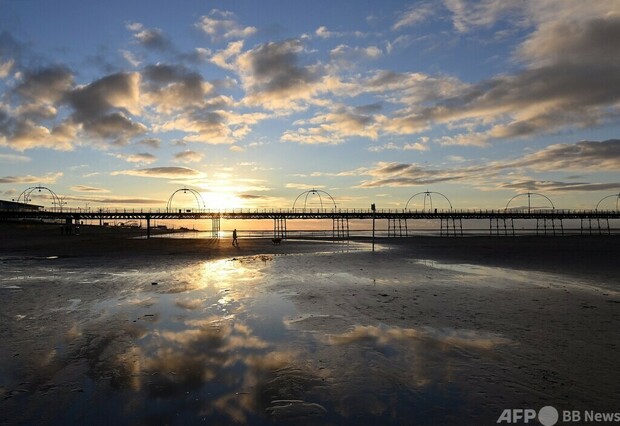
left=232, top=229, right=238, bottom=246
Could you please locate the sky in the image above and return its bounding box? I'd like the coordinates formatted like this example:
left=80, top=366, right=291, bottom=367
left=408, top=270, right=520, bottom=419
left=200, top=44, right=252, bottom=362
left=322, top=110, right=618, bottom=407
left=0, top=0, right=619, bottom=211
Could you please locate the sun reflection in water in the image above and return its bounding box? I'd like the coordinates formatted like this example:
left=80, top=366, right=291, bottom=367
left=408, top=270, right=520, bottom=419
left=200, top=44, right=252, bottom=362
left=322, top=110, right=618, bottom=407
left=3, top=251, right=527, bottom=425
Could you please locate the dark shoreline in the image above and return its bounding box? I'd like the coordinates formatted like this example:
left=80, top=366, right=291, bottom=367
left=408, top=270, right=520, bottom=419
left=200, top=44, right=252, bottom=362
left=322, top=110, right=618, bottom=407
left=1, top=222, right=617, bottom=279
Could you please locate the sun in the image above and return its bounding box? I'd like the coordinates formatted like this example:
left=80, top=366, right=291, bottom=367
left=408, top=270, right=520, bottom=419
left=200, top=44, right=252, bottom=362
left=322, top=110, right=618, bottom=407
left=200, top=191, right=245, bottom=211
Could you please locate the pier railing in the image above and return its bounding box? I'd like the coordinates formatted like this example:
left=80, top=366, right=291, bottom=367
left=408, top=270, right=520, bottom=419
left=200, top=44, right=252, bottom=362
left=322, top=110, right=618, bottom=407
left=2, top=207, right=619, bottom=216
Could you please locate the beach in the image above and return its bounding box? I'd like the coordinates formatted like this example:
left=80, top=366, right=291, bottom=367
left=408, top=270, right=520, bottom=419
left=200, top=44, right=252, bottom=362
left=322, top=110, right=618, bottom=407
left=0, top=222, right=618, bottom=425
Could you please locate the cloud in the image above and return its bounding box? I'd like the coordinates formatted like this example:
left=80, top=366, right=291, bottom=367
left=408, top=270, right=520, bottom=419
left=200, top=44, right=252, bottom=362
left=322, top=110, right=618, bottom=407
left=0, top=114, right=76, bottom=151
left=438, top=133, right=488, bottom=147
left=282, top=104, right=384, bottom=144
left=137, top=137, right=161, bottom=149
left=404, top=142, right=430, bottom=151
left=313, top=26, right=370, bottom=40
left=384, top=41, right=620, bottom=143
left=0, top=59, right=14, bottom=78
left=0, top=61, right=81, bottom=150
left=15, top=103, right=57, bottom=120
left=70, top=185, right=110, bottom=193
left=15, top=65, right=73, bottom=104
left=141, top=63, right=257, bottom=144
left=499, top=180, right=620, bottom=193
left=195, top=10, right=257, bottom=41
left=518, top=15, right=620, bottom=68
left=159, top=106, right=266, bottom=146
left=443, top=0, right=523, bottom=33
left=62, top=194, right=164, bottom=204
left=178, top=47, right=211, bottom=64
left=1, top=35, right=254, bottom=152
left=354, top=140, right=620, bottom=191
left=523, top=0, right=619, bottom=29
left=134, top=28, right=173, bottom=51
left=66, top=71, right=146, bottom=144
left=330, top=44, right=382, bottom=64
left=125, top=22, right=143, bottom=32
left=83, top=112, right=147, bottom=142
left=357, top=162, right=464, bottom=188
left=277, top=69, right=470, bottom=144
left=160, top=109, right=233, bottom=144
left=368, top=142, right=400, bottom=152
left=67, top=72, right=141, bottom=121
left=285, top=183, right=325, bottom=190
left=392, top=3, right=437, bottom=30
left=6, top=119, right=52, bottom=147
left=120, top=49, right=141, bottom=67
left=390, top=11, right=620, bottom=144
left=368, top=140, right=430, bottom=152
left=0, top=152, right=30, bottom=162
left=174, top=150, right=203, bottom=163
left=315, top=26, right=344, bottom=39
left=126, top=22, right=174, bottom=52
left=113, top=152, right=156, bottom=164
left=306, top=72, right=443, bottom=137
left=112, top=166, right=203, bottom=179
left=506, top=139, right=620, bottom=171
left=142, top=63, right=213, bottom=114
left=210, top=40, right=244, bottom=70
left=0, top=172, right=62, bottom=184
left=237, top=39, right=325, bottom=110
left=362, top=70, right=466, bottom=103
left=238, top=193, right=267, bottom=200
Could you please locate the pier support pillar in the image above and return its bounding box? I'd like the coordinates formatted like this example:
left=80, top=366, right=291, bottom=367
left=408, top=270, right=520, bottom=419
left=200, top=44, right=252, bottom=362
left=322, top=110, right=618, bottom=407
left=441, top=216, right=463, bottom=236
left=146, top=214, right=151, bottom=239
left=211, top=216, right=221, bottom=238
left=387, top=217, right=405, bottom=237
left=274, top=217, right=287, bottom=239
left=333, top=216, right=349, bottom=240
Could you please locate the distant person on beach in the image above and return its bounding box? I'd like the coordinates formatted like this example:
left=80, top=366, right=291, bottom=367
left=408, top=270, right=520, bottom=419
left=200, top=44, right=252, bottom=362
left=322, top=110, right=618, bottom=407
left=232, top=229, right=238, bottom=246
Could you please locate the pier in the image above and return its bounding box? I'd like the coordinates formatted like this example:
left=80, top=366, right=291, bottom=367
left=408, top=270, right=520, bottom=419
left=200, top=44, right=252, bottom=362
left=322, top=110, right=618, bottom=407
left=1, top=207, right=619, bottom=238
left=2, top=188, right=619, bottom=238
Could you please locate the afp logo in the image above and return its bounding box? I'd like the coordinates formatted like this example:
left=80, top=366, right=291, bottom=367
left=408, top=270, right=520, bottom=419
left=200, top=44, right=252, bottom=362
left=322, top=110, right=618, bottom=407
left=497, top=406, right=559, bottom=426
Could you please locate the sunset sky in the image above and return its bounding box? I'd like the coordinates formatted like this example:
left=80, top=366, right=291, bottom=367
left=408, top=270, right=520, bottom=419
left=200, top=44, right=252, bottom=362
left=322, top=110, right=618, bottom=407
left=0, top=0, right=619, bottom=211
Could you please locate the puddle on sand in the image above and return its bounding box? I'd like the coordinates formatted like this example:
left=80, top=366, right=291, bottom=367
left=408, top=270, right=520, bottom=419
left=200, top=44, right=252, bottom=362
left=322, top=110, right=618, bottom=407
left=1, top=252, right=516, bottom=425
left=413, top=258, right=620, bottom=295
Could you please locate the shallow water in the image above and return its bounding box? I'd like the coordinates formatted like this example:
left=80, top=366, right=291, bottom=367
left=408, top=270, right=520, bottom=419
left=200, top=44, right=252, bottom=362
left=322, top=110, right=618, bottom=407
left=1, top=247, right=619, bottom=425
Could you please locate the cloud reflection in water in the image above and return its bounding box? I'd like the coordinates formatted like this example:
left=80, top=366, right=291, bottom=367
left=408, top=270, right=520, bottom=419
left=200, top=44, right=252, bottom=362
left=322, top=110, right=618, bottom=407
left=2, top=252, right=516, bottom=425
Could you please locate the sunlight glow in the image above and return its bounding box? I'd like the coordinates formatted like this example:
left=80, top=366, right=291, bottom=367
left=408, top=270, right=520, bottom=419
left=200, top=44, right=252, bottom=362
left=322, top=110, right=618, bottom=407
left=201, top=191, right=246, bottom=211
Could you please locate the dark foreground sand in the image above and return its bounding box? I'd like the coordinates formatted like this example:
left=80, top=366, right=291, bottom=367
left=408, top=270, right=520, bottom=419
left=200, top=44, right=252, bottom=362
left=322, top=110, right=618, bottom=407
left=1, top=222, right=617, bottom=278
left=1, top=222, right=619, bottom=425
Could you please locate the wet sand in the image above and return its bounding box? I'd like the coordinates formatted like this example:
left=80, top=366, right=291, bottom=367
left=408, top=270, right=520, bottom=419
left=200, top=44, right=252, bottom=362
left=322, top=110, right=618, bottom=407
left=0, top=223, right=351, bottom=262
left=2, top=223, right=617, bottom=277
left=0, top=222, right=619, bottom=425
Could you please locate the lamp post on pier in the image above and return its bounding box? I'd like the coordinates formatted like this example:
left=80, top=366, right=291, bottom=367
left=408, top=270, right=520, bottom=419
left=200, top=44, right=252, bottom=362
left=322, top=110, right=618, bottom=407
left=371, top=203, right=376, bottom=253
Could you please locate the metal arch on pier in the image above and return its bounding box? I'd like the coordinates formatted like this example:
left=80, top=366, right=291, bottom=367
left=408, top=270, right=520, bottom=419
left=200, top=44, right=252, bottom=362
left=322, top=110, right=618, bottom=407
left=17, top=186, right=62, bottom=210
left=505, top=192, right=555, bottom=213
left=292, top=189, right=337, bottom=211
left=166, top=188, right=206, bottom=212
left=595, top=193, right=620, bottom=211
left=166, top=187, right=217, bottom=238
left=400, top=191, right=454, bottom=237
left=290, top=189, right=347, bottom=240
left=405, top=191, right=453, bottom=211
left=504, top=192, right=559, bottom=236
